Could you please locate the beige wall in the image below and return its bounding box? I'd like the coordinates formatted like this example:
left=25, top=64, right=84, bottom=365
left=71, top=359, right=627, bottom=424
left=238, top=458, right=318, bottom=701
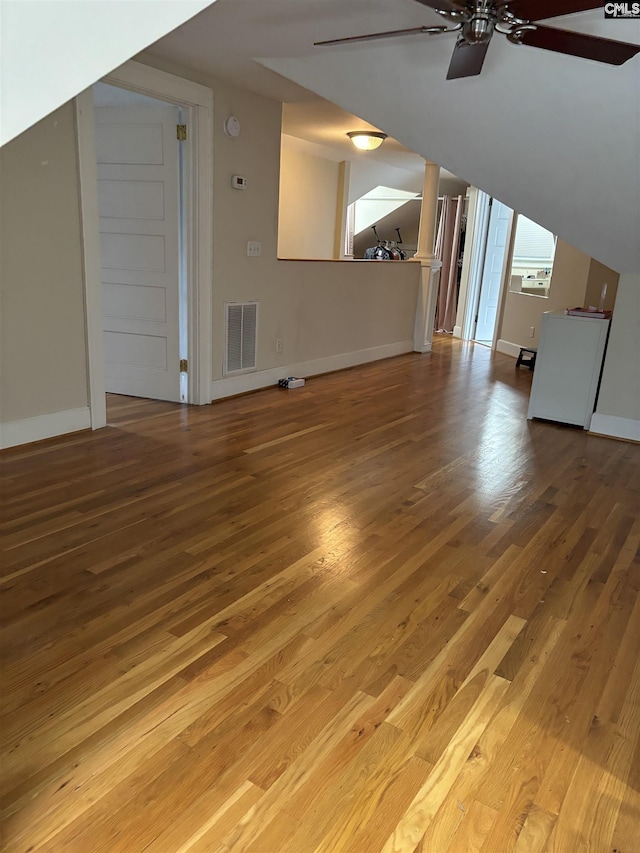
left=584, top=258, right=619, bottom=311
left=595, top=273, right=640, bottom=424
left=0, top=103, right=88, bottom=423
left=139, top=54, right=420, bottom=384
left=0, top=54, right=418, bottom=444
left=278, top=139, right=340, bottom=260
left=0, top=59, right=634, bottom=446
left=497, top=239, right=591, bottom=348
left=255, top=260, right=418, bottom=371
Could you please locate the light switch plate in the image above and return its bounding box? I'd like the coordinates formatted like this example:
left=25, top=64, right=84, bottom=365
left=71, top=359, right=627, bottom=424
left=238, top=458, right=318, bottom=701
left=247, top=241, right=261, bottom=257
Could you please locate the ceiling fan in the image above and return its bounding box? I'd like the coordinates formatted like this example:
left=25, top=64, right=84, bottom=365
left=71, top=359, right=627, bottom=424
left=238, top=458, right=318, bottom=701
left=315, top=0, right=640, bottom=79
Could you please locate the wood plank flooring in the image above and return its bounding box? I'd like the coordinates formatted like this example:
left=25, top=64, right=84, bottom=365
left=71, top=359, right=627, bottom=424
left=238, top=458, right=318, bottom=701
left=1, top=337, right=639, bottom=852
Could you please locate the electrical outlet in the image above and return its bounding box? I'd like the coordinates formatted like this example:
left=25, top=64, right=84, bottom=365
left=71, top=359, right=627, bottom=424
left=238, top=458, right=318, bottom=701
left=247, top=241, right=261, bottom=257
left=275, top=337, right=283, bottom=353
left=529, top=326, right=535, bottom=338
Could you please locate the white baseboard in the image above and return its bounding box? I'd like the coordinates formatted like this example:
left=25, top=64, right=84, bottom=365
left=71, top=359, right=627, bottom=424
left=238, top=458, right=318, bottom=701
left=452, top=325, right=463, bottom=339
left=589, top=413, right=640, bottom=443
left=496, top=339, right=523, bottom=359
left=211, top=341, right=414, bottom=400
left=0, top=407, right=91, bottom=450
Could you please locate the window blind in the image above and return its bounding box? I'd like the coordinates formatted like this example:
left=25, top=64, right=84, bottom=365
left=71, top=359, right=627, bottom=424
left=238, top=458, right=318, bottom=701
left=513, top=215, right=556, bottom=265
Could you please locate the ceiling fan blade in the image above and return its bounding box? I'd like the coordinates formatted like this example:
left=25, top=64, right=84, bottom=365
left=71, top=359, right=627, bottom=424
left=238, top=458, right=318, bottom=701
left=413, top=0, right=467, bottom=11
left=315, top=25, right=448, bottom=47
left=503, top=1, right=604, bottom=22
left=517, top=24, right=640, bottom=65
left=446, top=38, right=490, bottom=78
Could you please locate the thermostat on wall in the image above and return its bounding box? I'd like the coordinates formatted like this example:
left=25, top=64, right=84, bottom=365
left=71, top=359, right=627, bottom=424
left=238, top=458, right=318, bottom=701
left=223, top=115, right=241, bottom=138
left=231, top=175, right=247, bottom=190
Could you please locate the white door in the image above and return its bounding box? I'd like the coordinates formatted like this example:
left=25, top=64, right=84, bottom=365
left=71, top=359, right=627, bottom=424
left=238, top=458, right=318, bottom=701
left=475, top=199, right=512, bottom=343
left=95, top=105, right=181, bottom=402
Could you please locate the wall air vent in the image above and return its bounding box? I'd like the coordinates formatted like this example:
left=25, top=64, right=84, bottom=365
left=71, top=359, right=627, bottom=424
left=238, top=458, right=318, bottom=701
left=225, top=301, right=258, bottom=374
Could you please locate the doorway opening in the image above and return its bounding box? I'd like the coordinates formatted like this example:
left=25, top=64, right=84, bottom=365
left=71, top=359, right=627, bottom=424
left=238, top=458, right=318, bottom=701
left=77, top=60, right=213, bottom=432
left=93, top=82, right=188, bottom=406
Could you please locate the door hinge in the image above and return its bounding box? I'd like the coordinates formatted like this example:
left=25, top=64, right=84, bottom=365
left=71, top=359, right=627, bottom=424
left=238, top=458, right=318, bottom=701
left=177, top=124, right=187, bottom=141
left=180, top=358, right=188, bottom=372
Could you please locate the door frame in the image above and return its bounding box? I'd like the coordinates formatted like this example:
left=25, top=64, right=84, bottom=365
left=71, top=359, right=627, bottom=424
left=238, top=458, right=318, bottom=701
left=76, top=60, right=213, bottom=428
left=485, top=205, right=515, bottom=350
left=459, top=193, right=514, bottom=349
left=472, top=199, right=514, bottom=347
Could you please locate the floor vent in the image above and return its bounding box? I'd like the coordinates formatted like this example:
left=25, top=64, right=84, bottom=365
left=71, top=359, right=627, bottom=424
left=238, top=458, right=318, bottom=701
left=225, top=301, right=258, bottom=374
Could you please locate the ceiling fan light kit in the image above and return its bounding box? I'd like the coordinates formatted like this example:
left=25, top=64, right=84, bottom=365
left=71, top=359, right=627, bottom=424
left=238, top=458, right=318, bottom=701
left=315, top=1, right=640, bottom=80
left=347, top=131, right=388, bottom=150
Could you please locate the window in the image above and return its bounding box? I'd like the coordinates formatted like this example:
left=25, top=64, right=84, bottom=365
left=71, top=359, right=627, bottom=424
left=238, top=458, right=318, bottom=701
left=508, top=214, right=556, bottom=298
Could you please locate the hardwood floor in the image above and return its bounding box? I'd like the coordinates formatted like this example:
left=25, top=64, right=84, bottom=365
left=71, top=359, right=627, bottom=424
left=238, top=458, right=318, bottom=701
left=1, top=337, right=639, bottom=853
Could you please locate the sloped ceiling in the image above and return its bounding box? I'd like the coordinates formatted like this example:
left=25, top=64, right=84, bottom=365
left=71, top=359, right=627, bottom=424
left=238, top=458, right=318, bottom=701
left=149, top=0, right=639, bottom=273
left=0, top=0, right=216, bottom=146
left=260, top=9, right=640, bottom=273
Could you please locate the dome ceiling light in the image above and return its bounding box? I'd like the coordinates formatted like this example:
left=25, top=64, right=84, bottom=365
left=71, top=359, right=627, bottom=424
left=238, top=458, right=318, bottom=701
left=347, top=131, right=388, bottom=151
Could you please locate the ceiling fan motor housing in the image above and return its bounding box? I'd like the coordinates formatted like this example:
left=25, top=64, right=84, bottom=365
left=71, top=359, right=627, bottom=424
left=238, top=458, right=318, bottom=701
left=462, top=11, right=496, bottom=43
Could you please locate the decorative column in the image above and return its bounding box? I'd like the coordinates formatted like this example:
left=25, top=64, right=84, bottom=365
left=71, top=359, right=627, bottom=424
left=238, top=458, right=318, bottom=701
left=412, top=159, right=442, bottom=353
left=334, top=160, right=352, bottom=259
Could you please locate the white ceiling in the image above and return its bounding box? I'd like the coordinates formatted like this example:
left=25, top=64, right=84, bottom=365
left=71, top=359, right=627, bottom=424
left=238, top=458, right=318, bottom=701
left=147, top=0, right=439, bottom=103
left=281, top=100, right=464, bottom=186
left=283, top=100, right=424, bottom=172
left=0, top=0, right=213, bottom=146
left=147, top=0, right=461, bottom=178
left=147, top=0, right=640, bottom=272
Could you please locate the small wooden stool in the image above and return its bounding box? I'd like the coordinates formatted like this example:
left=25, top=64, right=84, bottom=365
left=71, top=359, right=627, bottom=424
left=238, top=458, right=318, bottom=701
left=516, top=346, right=537, bottom=371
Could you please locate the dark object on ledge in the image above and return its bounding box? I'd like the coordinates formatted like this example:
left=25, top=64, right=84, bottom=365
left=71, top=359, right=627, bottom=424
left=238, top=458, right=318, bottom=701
left=516, top=346, right=537, bottom=371
left=363, top=225, right=406, bottom=260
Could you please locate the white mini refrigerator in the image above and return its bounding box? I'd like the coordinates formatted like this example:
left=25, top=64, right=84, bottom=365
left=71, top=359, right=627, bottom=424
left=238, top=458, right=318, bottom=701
left=527, top=311, right=610, bottom=429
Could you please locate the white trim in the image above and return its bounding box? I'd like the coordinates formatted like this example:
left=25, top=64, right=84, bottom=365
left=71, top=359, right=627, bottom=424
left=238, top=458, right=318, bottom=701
left=75, top=92, right=107, bottom=429
left=105, top=60, right=212, bottom=111
left=210, top=341, right=414, bottom=400
left=77, top=60, right=214, bottom=419
left=0, top=408, right=91, bottom=450
left=589, top=413, right=640, bottom=443
left=496, top=339, right=522, bottom=359
left=452, top=324, right=462, bottom=339
left=413, top=259, right=441, bottom=353
left=181, top=85, right=213, bottom=405
left=490, top=207, right=515, bottom=351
